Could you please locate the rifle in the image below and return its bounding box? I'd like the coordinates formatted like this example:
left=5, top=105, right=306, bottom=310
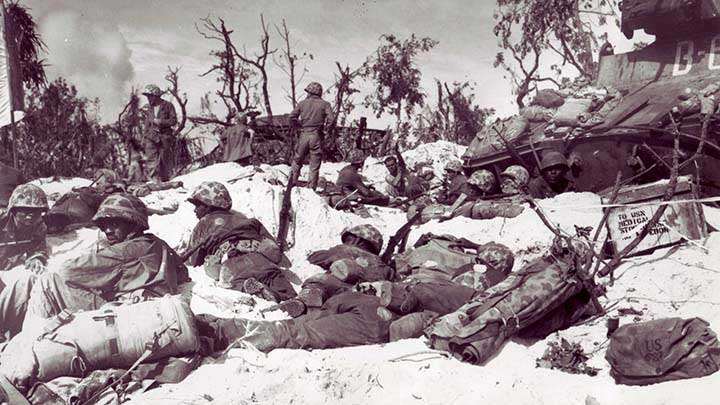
left=276, top=126, right=299, bottom=252
left=0, top=239, right=33, bottom=248
left=380, top=212, right=422, bottom=264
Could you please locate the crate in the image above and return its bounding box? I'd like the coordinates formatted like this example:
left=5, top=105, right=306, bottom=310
left=601, top=176, right=706, bottom=256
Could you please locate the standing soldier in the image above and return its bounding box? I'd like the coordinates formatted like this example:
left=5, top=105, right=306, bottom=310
left=142, top=84, right=177, bottom=182
left=220, top=112, right=255, bottom=166
left=288, top=82, right=334, bottom=191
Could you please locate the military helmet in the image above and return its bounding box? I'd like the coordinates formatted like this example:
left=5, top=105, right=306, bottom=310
left=467, top=169, right=496, bottom=193
left=476, top=242, right=514, bottom=275
left=94, top=169, right=118, bottom=188
left=187, top=181, right=233, bottom=210
left=444, top=160, right=463, bottom=173
left=500, top=165, right=530, bottom=187
left=142, top=84, right=164, bottom=97
left=8, top=183, right=48, bottom=211
left=341, top=224, right=383, bottom=255
left=540, top=151, right=569, bottom=171
left=348, top=150, right=366, bottom=165
left=93, top=193, right=149, bottom=231
left=305, top=82, right=323, bottom=96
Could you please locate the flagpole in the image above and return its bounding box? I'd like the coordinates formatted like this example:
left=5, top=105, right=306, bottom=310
left=0, top=0, right=15, bottom=169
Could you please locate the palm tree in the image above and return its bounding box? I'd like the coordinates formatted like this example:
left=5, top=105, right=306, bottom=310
left=4, top=0, right=46, bottom=88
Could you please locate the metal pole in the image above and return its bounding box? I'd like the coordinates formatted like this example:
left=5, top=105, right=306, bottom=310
left=1, top=1, right=17, bottom=169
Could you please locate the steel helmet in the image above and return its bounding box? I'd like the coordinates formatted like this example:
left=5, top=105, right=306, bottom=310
left=94, top=169, right=118, bottom=188
left=305, top=82, right=323, bottom=96
left=341, top=224, right=383, bottom=255
left=8, top=183, right=48, bottom=211
left=93, top=193, right=149, bottom=231
left=142, top=84, right=164, bottom=97
left=187, top=181, right=233, bottom=210
left=444, top=160, right=463, bottom=173
left=476, top=242, right=514, bottom=275
left=500, top=165, right=530, bottom=187
left=540, top=151, right=569, bottom=171
left=467, top=169, right=497, bottom=193
left=348, top=150, right=366, bottom=165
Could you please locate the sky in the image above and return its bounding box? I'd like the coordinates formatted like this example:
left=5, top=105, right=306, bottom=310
left=23, top=0, right=645, bottom=128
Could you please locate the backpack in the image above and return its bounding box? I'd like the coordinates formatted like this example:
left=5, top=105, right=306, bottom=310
left=606, top=317, right=720, bottom=386
left=394, top=233, right=478, bottom=279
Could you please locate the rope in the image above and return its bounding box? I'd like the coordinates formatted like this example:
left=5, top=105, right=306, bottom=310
left=541, top=195, right=720, bottom=212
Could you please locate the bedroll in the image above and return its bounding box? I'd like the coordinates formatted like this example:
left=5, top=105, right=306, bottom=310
left=425, top=252, right=587, bottom=365
left=2, top=295, right=199, bottom=387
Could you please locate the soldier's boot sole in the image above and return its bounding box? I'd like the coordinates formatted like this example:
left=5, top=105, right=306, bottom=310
left=243, top=278, right=278, bottom=302
left=298, top=287, right=324, bottom=309
left=278, top=299, right=307, bottom=318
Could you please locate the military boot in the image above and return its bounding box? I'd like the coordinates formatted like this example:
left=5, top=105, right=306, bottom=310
left=376, top=281, right=419, bottom=315
left=243, top=277, right=279, bottom=302
left=389, top=310, right=439, bottom=341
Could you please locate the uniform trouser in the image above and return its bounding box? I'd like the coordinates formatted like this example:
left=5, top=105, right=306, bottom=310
left=289, top=130, right=322, bottom=190
left=26, top=272, right=162, bottom=320
left=357, top=190, right=390, bottom=207
left=210, top=292, right=391, bottom=352
left=0, top=273, right=34, bottom=338
left=219, top=254, right=297, bottom=302
left=300, top=273, right=353, bottom=306
left=143, top=134, right=173, bottom=182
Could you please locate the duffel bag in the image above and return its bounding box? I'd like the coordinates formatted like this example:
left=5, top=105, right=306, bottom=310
left=2, top=295, right=199, bottom=389
left=606, top=317, right=720, bottom=386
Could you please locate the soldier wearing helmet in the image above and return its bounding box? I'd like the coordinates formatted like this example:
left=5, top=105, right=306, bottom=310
left=142, top=83, right=178, bottom=182
left=437, top=160, right=468, bottom=206
left=528, top=150, right=576, bottom=198
left=26, top=193, right=187, bottom=320
left=288, top=81, right=335, bottom=191
left=268, top=223, right=393, bottom=318
left=335, top=150, right=390, bottom=206
left=220, top=111, right=256, bottom=165
left=46, top=169, right=127, bottom=234
left=499, top=165, right=530, bottom=195
left=384, top=145, right=430, bottom=205
left=183, top=181, right=296, bottom=303
left=0, top=183, right=49, bottom=273
left=440, top=168, right=495, bottom=220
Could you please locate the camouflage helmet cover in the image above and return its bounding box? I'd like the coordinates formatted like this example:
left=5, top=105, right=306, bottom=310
left=188, top=181, right=233, bottom=210
left=341, top=224, right=383, bottom=255
left=467, top=169, right=497, bottom=193
left=540, top=151, right=569, bottom=171
left=305, top=82, right=323, bottom=96
left=348, top=150, right=366, bottom=165
left=500, top=165, right=530, bottom=186
left=8, top=183, right=48, bottom=211
left=142, top=84, right=164, bottom=97
left=476, top=242, right=514, bottom=275
left=93, top=193, right=149, bottom=231
left=444, top=160, right=463, bottom=173
left=94, top=169, right=118, bottom=188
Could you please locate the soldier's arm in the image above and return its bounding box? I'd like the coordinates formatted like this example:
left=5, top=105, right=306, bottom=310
left=57, top=242, right=132, bottom=288
left=289, top=102, right=302, bottom=125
